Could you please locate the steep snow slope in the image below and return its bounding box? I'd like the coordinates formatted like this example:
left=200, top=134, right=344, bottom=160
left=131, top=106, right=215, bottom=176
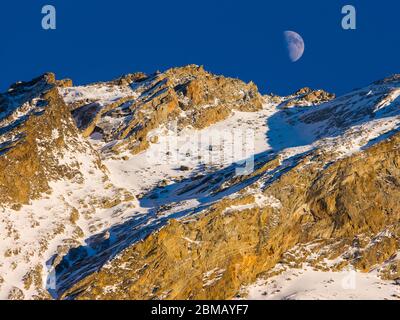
left=0, top=139, right=138, bottom=299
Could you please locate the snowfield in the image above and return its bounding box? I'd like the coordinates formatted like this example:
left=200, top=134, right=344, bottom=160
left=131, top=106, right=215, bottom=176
left=243, top=267, right=400, bottom=300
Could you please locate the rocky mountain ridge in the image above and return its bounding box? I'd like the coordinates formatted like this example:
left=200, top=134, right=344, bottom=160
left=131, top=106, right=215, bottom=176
left=60, top=65, right=263, bottom=156
left=0, top=66, right=399, bottom=299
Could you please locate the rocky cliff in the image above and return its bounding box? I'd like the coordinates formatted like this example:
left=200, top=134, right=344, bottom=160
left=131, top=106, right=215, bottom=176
left=0, top=73, right=135, bottom=299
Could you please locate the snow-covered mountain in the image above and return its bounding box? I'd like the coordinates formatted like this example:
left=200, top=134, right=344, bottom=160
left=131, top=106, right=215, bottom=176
left=0, top=66, right=399, bottom=300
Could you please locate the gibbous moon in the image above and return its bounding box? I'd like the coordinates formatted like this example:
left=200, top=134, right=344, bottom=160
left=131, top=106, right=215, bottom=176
left=284, top=31, right=305, bottom=62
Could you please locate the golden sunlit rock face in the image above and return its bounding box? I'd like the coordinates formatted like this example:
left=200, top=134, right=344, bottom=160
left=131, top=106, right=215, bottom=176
left=0, top=74, right=81, bottom=206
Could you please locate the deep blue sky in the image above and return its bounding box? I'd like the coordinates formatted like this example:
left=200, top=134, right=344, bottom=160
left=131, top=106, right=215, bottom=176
left=0, top=0, right=399, bottom=95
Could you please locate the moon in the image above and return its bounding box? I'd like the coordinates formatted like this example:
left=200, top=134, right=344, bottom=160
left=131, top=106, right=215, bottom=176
left=284, top=31, right=305, bottom=62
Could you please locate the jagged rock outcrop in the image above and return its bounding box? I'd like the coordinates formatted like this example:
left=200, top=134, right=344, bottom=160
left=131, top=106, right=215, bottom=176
left=59, top=65, right=263, bottom=155
left=0, top=73, right=79, bottom=206
left=282, top=87, right=335, bottom=107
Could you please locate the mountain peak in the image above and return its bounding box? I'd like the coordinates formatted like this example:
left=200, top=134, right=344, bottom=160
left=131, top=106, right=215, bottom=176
left=58, top=65, right=264, bottom=155
left=373, top=74, right=400, bottom=85
left=1, top=67, right=400, bottom=300
left=280, top=87, right=336, bottom=108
